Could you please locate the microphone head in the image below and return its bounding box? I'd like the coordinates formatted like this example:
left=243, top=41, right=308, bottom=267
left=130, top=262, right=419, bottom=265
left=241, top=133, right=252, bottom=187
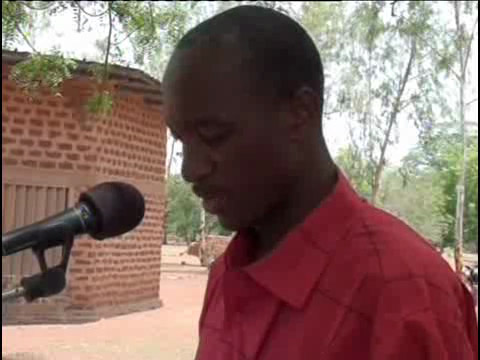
left=21, top=268, right=66, bottom=302
left=79, top=182, right=145, bottom=240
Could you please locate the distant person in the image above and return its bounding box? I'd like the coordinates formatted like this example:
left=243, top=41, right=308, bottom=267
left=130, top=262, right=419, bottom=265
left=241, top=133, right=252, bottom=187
left=163, top=5, right=478, bottom=360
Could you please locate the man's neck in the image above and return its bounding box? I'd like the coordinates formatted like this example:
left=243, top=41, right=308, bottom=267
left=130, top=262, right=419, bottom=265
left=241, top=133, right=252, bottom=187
left=251, top=157, right=338, bottom=262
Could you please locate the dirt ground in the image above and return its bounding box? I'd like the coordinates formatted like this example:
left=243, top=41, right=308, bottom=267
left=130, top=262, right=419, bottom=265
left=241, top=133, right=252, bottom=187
left=2, top=246, right=207, bottom=360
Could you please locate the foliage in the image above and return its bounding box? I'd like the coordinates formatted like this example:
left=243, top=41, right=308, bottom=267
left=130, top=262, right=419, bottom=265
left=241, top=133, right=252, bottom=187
left=9, top=52, right=77, bottom=96
left=86, top=90, right=114, bottom=116
left=2, top=1, right=194, bottom=115
left=380, top=170, right=449, bottom=245
left=166, top=175, right=232, bottom=244
left=336, top=146, right=373, bottom=199
left=2, top=0, right=30, bottom=48
left=399, top=129, right=478, bottom=251
left=166, top=175, right=202, bottom=244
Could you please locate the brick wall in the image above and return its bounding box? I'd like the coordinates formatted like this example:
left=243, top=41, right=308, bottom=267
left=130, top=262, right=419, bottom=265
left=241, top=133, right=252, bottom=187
left=2, top=62, right=166, bottom=324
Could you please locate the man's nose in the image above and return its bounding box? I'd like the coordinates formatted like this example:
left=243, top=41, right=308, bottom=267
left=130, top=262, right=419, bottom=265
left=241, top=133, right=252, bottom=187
left=181, top=144, right=214, bottom=183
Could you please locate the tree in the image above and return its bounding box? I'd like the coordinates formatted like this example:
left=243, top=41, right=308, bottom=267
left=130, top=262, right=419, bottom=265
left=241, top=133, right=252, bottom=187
left=166, top=175, right=202, bottom=244
left=381, top=170, right=449, bottom=246
left=302, top=1, right=448, bottom=205
left=449, top=1, right=478, bottom=273
left=166, top=175, right=232, bottom=244
left=401, top=128, right=478, bottom=252
left=2, top=1, right=194, bottom=113
left=407, top=0, right=478, bottom=271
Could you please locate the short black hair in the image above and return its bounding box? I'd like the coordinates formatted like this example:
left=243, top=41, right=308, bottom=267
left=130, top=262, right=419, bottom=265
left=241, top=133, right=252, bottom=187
left=167, top=5, right=324, bottom=106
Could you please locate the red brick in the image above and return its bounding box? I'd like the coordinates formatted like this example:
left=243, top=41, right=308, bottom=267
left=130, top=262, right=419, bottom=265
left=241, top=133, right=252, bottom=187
left=13, top=117, right=26, bottom=125
left=64, top=122, right=77, bottom=131
left=38, top=140, right=52, bottom=148
left=22, top=160, right=37, bottom=167
left=30, top=118, right=44, bottom=127
left=36, top=108, right=51, bottom=117
left=3, top=137, right=16, bottom=145
left=71, top=251, right=85, bottom=258
left=10, top=149, right=24, bottom=156
left=48, top=120, right=61, bottom=127
left=48, top=130, right=61, bottom=138
left=6, top=106, right=20, bottom=113
left=11, top=127, right=24, bottom=136
left=29, top=150, right=42, bottom=157
left=84, top=154, right=97, bottom=162
left=46, top=151, right=62, bottom=159
left=66, top=153, right=80, bottom=161
left=47, top=100, right=59, bottom=108
left=39, top=161, right=56, bottom=169
left=77, top=164, right=92, bottom=172
left=3, top=157, right=18, bottom=166
left=77, top=241, right=93, bottom=249
left=4, top=84, right=16, bottom=92
left=58, top=143, right=72, bottom=151
left=31, top=98, right=42, bottom=105
left=59, top=162, right=74, bottom=170
left=28, top=129, right=43, bottom=137
left=55, top=111, right=69, bottom=118
left=67, top=132, right=79, bottom=141
left=19, top=139, right=34, bottom=147
left=75, top=259, right=91, bottom=266
left=68, top=268, right=83, bottom=274
left=77, top=145, right=91, bottom=152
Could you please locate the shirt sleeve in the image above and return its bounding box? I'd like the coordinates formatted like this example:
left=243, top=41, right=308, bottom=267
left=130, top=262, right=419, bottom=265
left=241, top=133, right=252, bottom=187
left=372, top=281, right=478, bottom=360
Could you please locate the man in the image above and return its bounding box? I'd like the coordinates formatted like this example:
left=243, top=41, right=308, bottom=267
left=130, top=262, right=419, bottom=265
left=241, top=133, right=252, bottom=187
left=163, top=5, right=478, bottom=360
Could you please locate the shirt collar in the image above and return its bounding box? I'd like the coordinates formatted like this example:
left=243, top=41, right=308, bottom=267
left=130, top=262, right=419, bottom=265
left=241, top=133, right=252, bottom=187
left=224, top=171, right=363, bottom=309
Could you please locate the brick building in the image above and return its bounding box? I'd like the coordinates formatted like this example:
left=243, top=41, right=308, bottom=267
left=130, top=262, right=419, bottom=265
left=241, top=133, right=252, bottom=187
left=2, top=50, right=166, bottom=324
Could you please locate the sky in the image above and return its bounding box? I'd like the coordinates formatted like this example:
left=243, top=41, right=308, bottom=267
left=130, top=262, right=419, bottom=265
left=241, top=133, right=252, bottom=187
left=12, top=1, right=479, bottom=175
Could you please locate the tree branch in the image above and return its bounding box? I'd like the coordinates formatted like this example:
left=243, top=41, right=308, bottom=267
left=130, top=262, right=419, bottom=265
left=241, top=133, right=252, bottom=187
left=103, top=2, right=113, bottom=82
left=465, top=98, right=478, bottom=107
left=373, top=38, right=416, bottom=204
left=463, top=14, right=478, bottom=78
left=73, top=1, right=109, bottom=17
left=112, top=28, right=139, bottom=46
left=15, top=22, right=38, bottom=53
left=18, top=1, right=54, bottom=11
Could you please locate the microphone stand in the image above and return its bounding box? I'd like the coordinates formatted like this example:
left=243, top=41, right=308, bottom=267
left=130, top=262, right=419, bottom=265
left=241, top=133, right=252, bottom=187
left=2, top=287, right=25, bottom=302
left=2, top=229, right=74, bottom=303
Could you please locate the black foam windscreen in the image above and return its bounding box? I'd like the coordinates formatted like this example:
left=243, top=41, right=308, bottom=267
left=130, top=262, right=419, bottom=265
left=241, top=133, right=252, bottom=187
left=79, top=182, right=145, bottom=240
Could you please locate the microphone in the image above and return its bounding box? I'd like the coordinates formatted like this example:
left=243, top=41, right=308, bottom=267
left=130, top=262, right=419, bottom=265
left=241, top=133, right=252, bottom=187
left=2, top=182, right=145, bottom=257
left=2, top=267, right=66, bottom=303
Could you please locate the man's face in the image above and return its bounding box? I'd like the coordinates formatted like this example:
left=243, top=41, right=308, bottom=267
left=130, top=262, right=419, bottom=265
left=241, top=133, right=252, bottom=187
left=164, top=46, right=300, bottom=231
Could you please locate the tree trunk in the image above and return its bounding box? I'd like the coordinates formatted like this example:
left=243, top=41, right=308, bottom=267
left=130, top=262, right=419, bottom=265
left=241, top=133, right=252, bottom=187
left=163, top=137, right=178, bottom=245
left=372, top=38, right=417, bottom=205
left=452, top=1, right=477, bottom=274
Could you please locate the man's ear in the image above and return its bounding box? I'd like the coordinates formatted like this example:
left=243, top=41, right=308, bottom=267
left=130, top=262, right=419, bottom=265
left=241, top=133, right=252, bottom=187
left=286, top=86, right=322, bottom=142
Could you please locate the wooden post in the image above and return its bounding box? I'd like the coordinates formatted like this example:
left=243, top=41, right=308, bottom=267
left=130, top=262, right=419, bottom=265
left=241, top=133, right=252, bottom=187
left=200, top=207, right=206, bottom=266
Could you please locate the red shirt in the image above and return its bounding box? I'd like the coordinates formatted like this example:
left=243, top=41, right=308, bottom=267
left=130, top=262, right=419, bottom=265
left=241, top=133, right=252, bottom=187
left=196, top=174, right=478, bottom=360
